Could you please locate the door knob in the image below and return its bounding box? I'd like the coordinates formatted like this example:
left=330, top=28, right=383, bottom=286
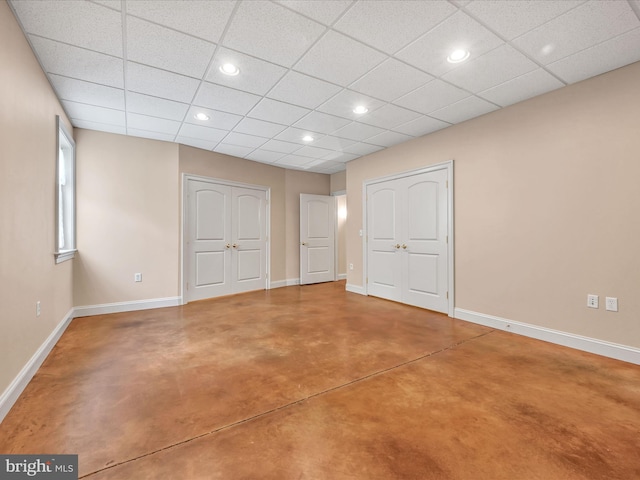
left=301, top=242, right=308, bottom=246
left=394, top=244, right=400, bottom=249
left=225, top=243, right=231, bottom=249
left=402, top=244, right=407, bottom=249
left=232, top=243, right=238, bottom=249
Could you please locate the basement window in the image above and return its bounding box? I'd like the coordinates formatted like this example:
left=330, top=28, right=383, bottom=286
left=55, top=116, right=76, bottom=263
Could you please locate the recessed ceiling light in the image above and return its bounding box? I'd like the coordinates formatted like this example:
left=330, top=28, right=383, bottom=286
left=447, top=49, right=470, bottom=64
left=219, top=63, right=239, bottom=76
left=302, top=135, right=314, bottom=142
left=353, top=105, right=368, bottom=114
left=194, top=113, right=210, bottom=121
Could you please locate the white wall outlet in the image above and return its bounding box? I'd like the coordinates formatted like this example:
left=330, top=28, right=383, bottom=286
left=134, top=273, right=142, bottom=282
left=349, top=263, right=354, bottom=270
left=36, top=301, right=41, bottom=317
left=587, top=294, right=598, bottom=309
left=605, top=297, right=618, bottom=312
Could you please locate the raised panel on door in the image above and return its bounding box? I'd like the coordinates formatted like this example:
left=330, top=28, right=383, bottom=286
left=232, top=187, right=267, bottom=293
left=187, top=181, right=232, bottom=301
left=366, top=184, right=402, bottom=301
left=300, top=194, right=335, bottom=285
left=402, top=170, right=448, bottom=312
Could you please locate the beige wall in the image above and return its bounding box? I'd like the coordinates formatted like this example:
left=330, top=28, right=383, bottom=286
left=74, top=131, right=180, bottom=305
left=0, top=1, right=74, bottom=395
left=330, top=170, right=346, bottom=193
left=347, top=61, right=640, bottom=349
left=284, top=170, right=331, bottom=280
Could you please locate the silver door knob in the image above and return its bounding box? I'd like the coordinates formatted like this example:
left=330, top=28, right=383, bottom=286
left=232, top=243, right=238, bottom=248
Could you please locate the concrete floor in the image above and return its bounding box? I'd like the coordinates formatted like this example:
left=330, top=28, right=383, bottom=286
left=1, top=281, right=639, bottom=479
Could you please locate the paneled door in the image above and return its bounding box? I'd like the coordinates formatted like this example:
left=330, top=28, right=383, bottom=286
left=300, top=194, right=335, bottom=285
left=366, top=167, right=449, bottom=313
left=186, top=179, right=267, bottom=302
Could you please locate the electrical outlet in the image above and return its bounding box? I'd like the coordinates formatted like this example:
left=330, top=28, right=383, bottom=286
left=134, top=273, right=142, bottom=282
left=349, top=263, right=354, bottom=270
left=605, top=297, right=618, bottom=312
left=36, top=301, right=41, bottom=317
left=587, top=294, right=598, bottom=309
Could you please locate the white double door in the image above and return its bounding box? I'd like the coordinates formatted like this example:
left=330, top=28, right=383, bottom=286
left=186, top=179, right=267, bottom=302
left=367, top=168, right=449, bottom=313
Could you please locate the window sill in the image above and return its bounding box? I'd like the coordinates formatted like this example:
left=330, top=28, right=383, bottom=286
left=55, top=250, right=77, bottom=264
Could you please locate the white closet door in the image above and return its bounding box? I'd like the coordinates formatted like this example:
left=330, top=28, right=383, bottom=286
left=300, top=194, right=335, bottom=285
left=232, top=187, right=267, bottom=293
left=366, top=168, right=449, bottom=313
left=367, top=182, right=402, bottom=302
left=187, top=180, right=232, bottom=301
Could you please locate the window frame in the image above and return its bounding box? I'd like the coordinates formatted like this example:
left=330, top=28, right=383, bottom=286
left=54, top=116, right=77, bottom=263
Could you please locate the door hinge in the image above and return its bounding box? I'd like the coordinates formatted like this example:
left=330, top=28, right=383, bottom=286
left=186, top=282, right=189, bottom=290
left=446, top=235, right=448, bottom=244
left=446, top=180, right=448, bottom=188
left=446, top=291, right=448, bottom=299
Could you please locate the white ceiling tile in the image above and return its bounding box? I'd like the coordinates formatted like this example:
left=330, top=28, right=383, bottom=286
left=396, top=11, right=503, bottom=77
left=126, top=17, right=215, bottom=78
left=295, top=145, right=334, bottom=159
left=479, top=69, right=565, bottom=107
left=268, top=71, right=342, bottom=109
left=322, top=151, right=360, bottom=162
left=29, top=36, right=124, bottom=88
left=451, top=0, right=472, bottom=6
left=394, top=116, right=450, bottom=137
left=276, top=155, right=315, bottom=167
left=214, top=144, right=255, bottom=157
left=293, top=112, right=351, bottom=134
left=441, top=44, right=538, bottom=93
left=126, top=0, right=235, bottom=43
left=317, top=89, right=386, bottom=119
left=206, top=47, right=287, bottom=95
left=332, top=122, right=386, bottom=142
left=194, top=82, right=261, bottom=115
left=260, top=139, right=302, bottom=154
left=360, top=104, right=421, bottom=130
left=127, top=62, right=200, bottom=103
left=512, top=0, right=640, bottom=65
left=275, top=127, right=325, bottom=145
left=274, top=0, right=352, bottom=25
left=233, top=118, right=287, bottom=138
left=366, top=131, right=414, bottom=148
left=342, top=143, right=385, bottom=156
left=546, top=27, right=640, bottom=84
left=312, top=135, right=356, bottom=150
left=176, top=136, right=217, bottom=151
left=394, top=79, right=469, bottom=115
left=126, top=92, right=189, bottom=121
left=223, top=1, right=325, bottom=67
left=178, top=123, right=228, bottom=143
left=49, top=74, right=125, bottom=109
left=295, top=30, right=387, bottom=86
left=71, top=119, right=126, bottom=135
left=127, top=128, right=176, bottom=142
left=246, top=150, right=287, bottom=163
left=185, top=106, right=242, bottom=130
left=11, top=0, right=122, bottom=56
left=429, top=96, right=500, bottom=124
left=248, top=98, right=311, bottom=124
left=349, top=58, right=433, bottom=102
left=126, top=113, right=181, bottom=135
left=334, top=0, right=456, bottom=54
left=318, top=163, right=347, bottom=174
left=63, top=100, right=125, bottom=126
left=465, top=0, right=584, bottom=40
left=222, top=132, right=268, bottom=149
left=91, top=1, right=121, bottom=11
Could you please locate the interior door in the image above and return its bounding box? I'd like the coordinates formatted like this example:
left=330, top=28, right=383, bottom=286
left=401, top=170, right=448, bottom=312
left=186, top=180, right=232, bottom=301
left=232, top=187, right=267, bottom=293
left=366, top=182, right=402, bottom=302
left=300, top=194, right=335, bottom=285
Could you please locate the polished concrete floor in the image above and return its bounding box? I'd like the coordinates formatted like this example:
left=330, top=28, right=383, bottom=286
left=1, top=281, right=639, bottom=479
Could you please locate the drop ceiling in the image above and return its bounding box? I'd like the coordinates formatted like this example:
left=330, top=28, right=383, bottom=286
left=9, top=0, right=640, bottom=174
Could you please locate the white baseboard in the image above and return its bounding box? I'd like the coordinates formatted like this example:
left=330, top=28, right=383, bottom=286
left=455, top=308, right=640, bottom=365
left=0, top=308, right=74, bottom=423
left=270, top=278, right=300, bottom=289
left=337, top=273, right=347, bottom=280
left=73, top=296, right=182, bottom=318
left=346, top=283, right=366, bottom=295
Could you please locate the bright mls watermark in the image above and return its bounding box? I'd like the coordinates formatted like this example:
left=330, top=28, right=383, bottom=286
left=1, top=455, right=77, bottom=479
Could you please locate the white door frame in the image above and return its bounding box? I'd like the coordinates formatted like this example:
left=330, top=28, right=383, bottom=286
left=332, top=190, right=346, bottom=281
left=362, top=160, right=454, bottom=317
left=181, top=173, right=271, bottom=305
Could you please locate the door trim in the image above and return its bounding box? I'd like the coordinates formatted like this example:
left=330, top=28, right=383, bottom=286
left=362, top=160, right=454, bottom=317
left=181, top=173, right=271, bottom=305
